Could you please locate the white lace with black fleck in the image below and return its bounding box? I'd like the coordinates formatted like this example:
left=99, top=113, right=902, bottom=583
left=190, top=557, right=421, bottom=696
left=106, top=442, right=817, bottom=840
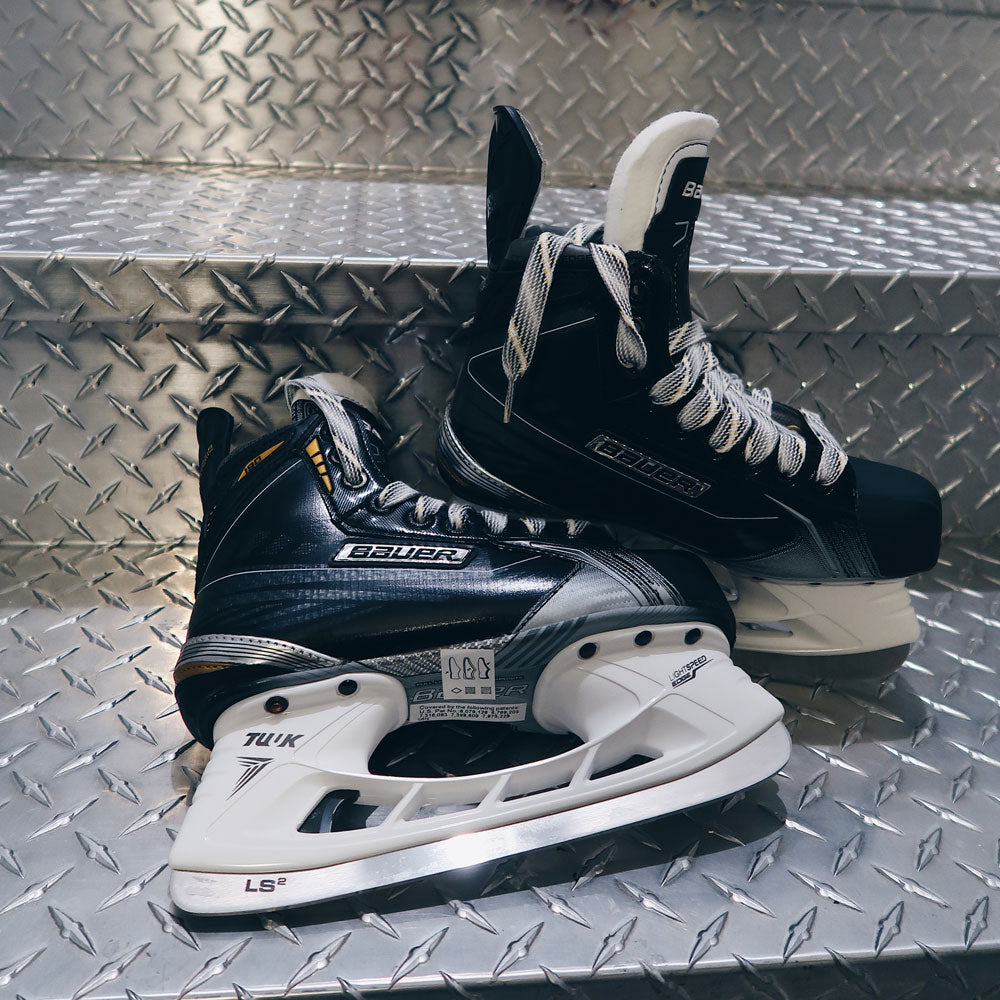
left=501, top=229, right=848, bottom=486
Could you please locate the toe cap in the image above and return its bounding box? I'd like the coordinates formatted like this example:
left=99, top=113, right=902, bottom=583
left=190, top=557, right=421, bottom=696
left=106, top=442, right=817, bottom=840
left=851, top=457, right=941, bottom=578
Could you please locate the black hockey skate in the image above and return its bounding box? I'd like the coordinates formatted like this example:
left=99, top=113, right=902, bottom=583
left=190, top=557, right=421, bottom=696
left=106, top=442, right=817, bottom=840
left=169, top=373, right=788, bottom=914
left=438, top=107, right=941, bottom=665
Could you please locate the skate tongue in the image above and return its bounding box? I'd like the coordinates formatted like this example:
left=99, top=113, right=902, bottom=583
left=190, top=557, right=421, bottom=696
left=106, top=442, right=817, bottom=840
left=285, top=373, right=379, bottom=425
left=604, top=112, right=718, bottom=257
left=285, top=373, right=386, bottom=482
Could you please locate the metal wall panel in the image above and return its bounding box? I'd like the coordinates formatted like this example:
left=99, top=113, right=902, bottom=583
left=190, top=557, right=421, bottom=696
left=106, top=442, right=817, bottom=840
left=1, top=2, right=996, bottom=996
left=0, top=319, right=985, bottom=549
left=1, top=0, right=1000, bottom=195
left=3, top=166, right=1000, bottom=337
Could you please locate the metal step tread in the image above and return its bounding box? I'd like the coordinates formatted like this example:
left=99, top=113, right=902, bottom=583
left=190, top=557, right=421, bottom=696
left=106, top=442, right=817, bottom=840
left=0, top=161, right=998, bottom=334
left=0, top=539, right=996, bottom=999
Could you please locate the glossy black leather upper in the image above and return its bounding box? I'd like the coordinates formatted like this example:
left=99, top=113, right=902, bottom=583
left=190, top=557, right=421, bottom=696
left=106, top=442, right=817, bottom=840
left=189, top=398, right=735, bottom=659
left=445, top=239, right=942, bottom=581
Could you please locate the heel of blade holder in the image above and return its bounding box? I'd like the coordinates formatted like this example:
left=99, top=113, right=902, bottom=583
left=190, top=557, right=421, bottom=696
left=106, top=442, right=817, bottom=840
left=728, top=575, right=920, bottom=656
left=170, top=623, right=786, bottom=913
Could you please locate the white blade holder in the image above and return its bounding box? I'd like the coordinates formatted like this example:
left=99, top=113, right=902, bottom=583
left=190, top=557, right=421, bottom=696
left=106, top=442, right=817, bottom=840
left=169, top=622, right=786, bottom=914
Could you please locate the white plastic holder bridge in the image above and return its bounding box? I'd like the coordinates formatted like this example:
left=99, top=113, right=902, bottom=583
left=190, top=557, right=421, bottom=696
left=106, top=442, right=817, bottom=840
left=729, top=575, right=920, bottom=655
left=169, top=621, right=788, bottom=914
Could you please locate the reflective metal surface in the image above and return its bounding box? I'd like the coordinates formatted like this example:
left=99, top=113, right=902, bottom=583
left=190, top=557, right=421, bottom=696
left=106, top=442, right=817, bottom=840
left=0, top=316, right=994, bottom=998
left=1, top=0, right=1000, bottom=197
left=1, top=536, right=998, bottom=998
left=2, top=165, right=1000, bottom=335
left=3, top=163, right=1000, bottom=355
left=0, top=318, right=980, bottom=546
left=1, top=0, right=996, bottom=993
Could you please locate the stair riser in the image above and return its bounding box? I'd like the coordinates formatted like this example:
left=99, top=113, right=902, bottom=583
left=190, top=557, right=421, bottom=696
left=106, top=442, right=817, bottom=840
left=0, top=321, right=982, bottom=545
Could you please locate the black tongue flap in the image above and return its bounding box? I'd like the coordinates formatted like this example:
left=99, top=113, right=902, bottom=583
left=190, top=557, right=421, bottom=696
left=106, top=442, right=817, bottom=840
left=486, top=106, right=544, bottom=270
left=196, top=406, right=233, bottom=495
left=642, top=153, right=708, bottom=265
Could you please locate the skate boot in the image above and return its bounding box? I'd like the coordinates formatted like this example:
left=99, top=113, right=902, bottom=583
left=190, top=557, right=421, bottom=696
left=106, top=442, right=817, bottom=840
left=438, top=107, right=942, bottom=666
left=168, top=373, right=789, bottom=914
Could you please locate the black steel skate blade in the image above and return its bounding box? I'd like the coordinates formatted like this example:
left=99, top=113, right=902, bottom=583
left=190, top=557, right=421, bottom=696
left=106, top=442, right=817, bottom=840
left=486, top=106, right=543, bottom=269
left=734, top=643, right=911, bottom=681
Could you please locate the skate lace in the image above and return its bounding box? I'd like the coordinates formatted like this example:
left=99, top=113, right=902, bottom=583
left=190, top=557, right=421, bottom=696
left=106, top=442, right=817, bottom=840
left=285, top=375, right=587, bottom=538
left=501, top=225, right=848, bottom=486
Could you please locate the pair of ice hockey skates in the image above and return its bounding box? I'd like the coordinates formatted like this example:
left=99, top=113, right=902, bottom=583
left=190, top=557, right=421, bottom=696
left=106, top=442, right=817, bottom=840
left=169, top=109, right=941, bottom=914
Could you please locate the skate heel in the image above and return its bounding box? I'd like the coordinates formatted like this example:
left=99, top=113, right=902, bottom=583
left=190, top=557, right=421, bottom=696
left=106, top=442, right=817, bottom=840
left=727, top=574, right=919, bottom=658
left=533, top=621, right=784, bottom=762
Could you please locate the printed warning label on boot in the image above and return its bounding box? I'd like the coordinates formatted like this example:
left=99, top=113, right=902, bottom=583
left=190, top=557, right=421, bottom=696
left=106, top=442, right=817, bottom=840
left=439, top=648, right=495, bottom=700
left=409, top=702, right=527, bottom=723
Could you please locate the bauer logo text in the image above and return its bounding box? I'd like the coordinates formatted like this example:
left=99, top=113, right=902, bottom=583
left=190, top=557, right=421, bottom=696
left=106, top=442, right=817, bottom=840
left=587, top=434, right=710, bottom=498
left=334, top=542, right=472, bottom=567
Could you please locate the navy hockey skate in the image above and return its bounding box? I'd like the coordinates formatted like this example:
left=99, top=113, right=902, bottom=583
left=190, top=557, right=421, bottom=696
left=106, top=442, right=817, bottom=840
left=439, top=108, right=942, bottom=664
left=169, top=373, right=788, bottom=913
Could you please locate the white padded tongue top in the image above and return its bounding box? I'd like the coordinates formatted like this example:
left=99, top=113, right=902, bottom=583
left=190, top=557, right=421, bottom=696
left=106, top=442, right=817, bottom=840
left=604, top=112, right=719, bottom=251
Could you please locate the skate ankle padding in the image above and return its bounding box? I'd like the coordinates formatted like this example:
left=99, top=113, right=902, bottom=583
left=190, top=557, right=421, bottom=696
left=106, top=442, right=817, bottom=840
left=196, top=407, right=233, bottom=496
left=486, top=106, right=544, bottom=270
left=285, top=372, right=379, bottom=423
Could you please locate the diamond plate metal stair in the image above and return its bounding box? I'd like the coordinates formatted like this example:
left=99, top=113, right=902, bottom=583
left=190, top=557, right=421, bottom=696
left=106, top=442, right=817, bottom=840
left=2, top=162, right=1000, bottom=338
left=1, top=0, right=998, bottom=998
left=0, top=163, right=994, bottom=541
left=0, top=166, right=997, bottom=999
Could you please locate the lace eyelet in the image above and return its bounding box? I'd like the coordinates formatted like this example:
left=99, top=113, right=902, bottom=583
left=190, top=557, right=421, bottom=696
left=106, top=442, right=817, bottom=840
left=339, top=470, right=368, bottom=491
left=407, top=509, right=431, bottom=529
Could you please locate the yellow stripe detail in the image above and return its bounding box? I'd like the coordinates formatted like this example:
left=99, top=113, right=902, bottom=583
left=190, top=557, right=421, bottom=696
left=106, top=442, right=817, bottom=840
left=174, top=660, right=233, bottom=683
left=237, top=441, right=283, bottom=481
left=320, top=473, right=332, bottom=491
left=306, top=438, right=320, bottom=457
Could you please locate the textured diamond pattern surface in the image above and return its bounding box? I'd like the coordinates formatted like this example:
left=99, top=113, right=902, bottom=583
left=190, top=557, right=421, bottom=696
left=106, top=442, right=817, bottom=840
left=2, top=165, right=1000, bottom=342
left=8, top=162, right=1000, bottom=269
left=0, top=320, right=983, bottom=544
left=0, top=0, right=996, bottom=992
left=1, top=0, right=1000, bottom=197
left=1, top=539, right=998, bottom=999
left=0, top=323, right=991, bottom=996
